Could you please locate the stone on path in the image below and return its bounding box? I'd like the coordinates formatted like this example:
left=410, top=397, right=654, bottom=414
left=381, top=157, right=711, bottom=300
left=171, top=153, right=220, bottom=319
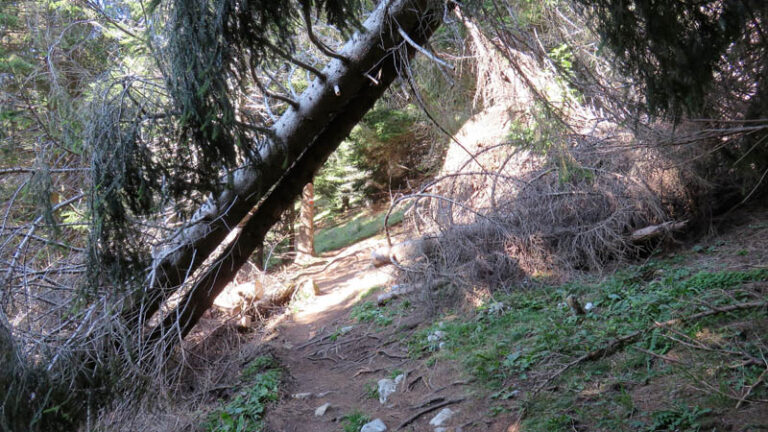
left=429, top=407, right=455, bottom=426
left=360, top=418, right=387, bottom=432
left=377, top=373, right=404, bottom=404
left=314, top=402, right=331, bottom=417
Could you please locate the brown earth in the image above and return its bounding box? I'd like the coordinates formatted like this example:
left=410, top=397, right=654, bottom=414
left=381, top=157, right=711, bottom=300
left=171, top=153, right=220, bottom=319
left=255, top=233, right=507, bottom=432
left=178, top=208, right=768, bottom=432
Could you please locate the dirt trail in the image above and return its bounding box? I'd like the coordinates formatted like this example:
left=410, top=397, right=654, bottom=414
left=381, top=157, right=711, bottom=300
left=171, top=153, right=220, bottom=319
left=258, top=234, right=501, bottom=432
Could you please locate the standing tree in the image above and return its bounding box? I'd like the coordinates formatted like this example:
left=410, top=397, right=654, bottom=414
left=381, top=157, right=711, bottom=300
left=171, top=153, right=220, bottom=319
left=295, top=182, right=316, bottom=264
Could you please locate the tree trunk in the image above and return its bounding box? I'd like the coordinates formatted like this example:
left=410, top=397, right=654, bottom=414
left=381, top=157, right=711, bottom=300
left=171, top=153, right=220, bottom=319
left=295, top=183, right=315, bottom=264
left=124, top=0, right=445, bottom=331
left=144, top=0, right=446, bottom=343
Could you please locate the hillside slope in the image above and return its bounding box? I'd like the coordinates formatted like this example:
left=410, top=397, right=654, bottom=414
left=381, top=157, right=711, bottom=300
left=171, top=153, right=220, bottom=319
left=208, top=208, right=768, bottom=432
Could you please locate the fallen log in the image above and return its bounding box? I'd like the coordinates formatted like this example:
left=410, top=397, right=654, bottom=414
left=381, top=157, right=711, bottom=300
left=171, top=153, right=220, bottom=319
left=252, top=282, right=299, bottom=318
left=630, top=220, right=688, bottom=243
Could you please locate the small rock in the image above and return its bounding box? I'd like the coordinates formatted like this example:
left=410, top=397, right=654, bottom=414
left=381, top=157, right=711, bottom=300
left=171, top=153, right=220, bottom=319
left=377, top=284, right=414, bottom=305
left=291, top=392, right=312, bottom=400
left=488, top=301, right=504, bottom=315
left=584, top=302, right=594, bottom=311
left=378, top=378, right=397, bottom=404
left=314, top=402, right=331, bottom=417
left=360, top=418, right=387, bottom=432
left=438, top=341, right=446, bottom=350
left=429, top=408, right=455, bottom=427
left=394, top=373, right=405, bottom=385
left=427, top=330, right=446, bottom=343
left=340, top=325, right=354, bottom=334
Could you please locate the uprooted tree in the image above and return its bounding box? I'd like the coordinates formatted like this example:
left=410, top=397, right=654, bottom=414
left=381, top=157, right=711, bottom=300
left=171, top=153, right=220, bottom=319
left=0, top=0, right=447, bottom=428
left=123, top=0, right=448, bottom=344
left=2, top=0, right=767, bottom=430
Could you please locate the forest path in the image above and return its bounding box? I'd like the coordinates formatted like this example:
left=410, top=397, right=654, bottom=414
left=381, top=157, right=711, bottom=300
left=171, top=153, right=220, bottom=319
left=259, top=232, right=498, bottom=432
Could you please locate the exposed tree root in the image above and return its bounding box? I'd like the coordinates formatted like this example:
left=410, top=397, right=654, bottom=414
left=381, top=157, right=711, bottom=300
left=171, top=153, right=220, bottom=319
left=397, top=397, right=465, bottom=430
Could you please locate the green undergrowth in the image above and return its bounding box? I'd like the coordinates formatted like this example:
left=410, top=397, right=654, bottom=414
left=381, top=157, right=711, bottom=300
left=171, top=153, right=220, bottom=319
left=351, top=300, right=394, bottom=327
left=408, top=257, right=768, bottom=430
left=350, top=295, right=413, bottom=329
left=202, top=356, right=281, bottom=432
left=314, top=209, right=404, bottom=254
left=341, top=410, right=370, bottom=432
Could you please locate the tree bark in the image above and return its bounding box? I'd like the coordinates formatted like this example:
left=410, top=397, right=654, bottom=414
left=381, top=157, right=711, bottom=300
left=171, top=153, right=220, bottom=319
left=124, top=0, right=446, bottom=331
left=144, top=0, right=446, bottom=342
left=295, top=182, right=315, bottom=264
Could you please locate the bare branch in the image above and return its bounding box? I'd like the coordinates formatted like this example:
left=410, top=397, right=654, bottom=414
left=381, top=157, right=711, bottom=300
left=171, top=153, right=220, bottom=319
left=262, top=40, right=328, bottom=82
left=398, top=27, right=454, bottom=70
left=301, top=1, right=349, bottom=63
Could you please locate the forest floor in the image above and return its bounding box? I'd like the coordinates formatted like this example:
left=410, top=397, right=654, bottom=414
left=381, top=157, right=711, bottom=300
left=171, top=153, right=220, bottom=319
left=259, top=230, right=495, bottom=432
left=193, top=208, right=768, bottom=432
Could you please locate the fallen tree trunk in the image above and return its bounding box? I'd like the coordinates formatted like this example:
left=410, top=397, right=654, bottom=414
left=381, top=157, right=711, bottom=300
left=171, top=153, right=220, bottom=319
left=629, top=220, right=688, bottom=243
left=145, top=0, right=445, bottom=342
left=371, top=220, right=689, bottom=269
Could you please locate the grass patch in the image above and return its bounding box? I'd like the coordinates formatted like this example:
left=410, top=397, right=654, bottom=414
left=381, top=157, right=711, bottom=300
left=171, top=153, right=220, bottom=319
left=350, top=300, right=394, bottom=327
left=646, top=404, right=711, bottom=431
left=203, top=356, right=281, bottom=432
left=363, top=381, right=379, bottom=400
left=341, top=410, right=370, bottom=432
left=409, top=258, right=768, bottom=429
left=314, top=209, right=404, bottom=254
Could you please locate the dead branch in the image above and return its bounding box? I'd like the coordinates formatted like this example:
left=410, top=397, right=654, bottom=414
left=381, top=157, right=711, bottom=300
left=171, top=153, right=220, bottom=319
left=631, top=346, right=682, bottom=364
left=508, top=300, right=767, bottom=428
left=301, top=2, right=347, bottom=63
left=736, top=363, right=767, bottom=409
left=540, top=300, right=766, bottom=392
left=397, top=27, right=454, bottom=70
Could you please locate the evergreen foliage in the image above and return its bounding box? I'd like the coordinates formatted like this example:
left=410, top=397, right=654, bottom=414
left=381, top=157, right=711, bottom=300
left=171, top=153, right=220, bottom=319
left=575, top=0, right=767, bottom=118
left=85, top=0, right=364, bottom=290
left=315, top=106, right=436, bottom=210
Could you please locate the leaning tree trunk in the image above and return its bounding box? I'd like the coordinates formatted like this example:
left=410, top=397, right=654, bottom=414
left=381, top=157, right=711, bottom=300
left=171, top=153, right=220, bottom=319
left=142, top=0, right=445, bottom=343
